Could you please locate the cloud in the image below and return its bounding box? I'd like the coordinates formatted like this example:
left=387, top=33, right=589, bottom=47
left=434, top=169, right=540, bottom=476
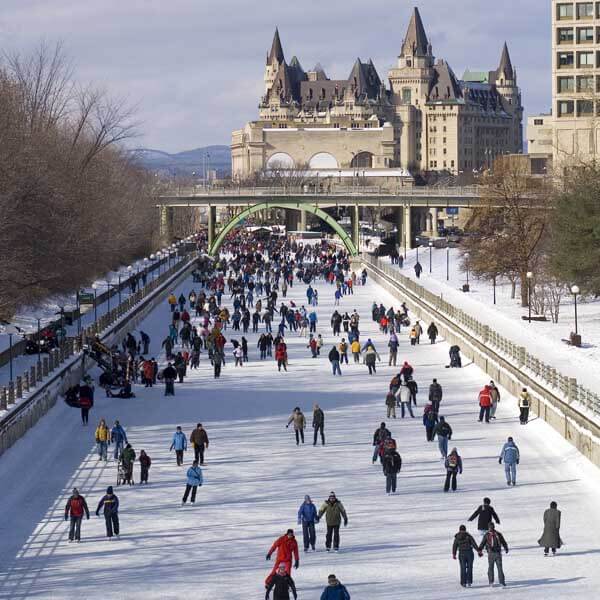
left=0, top=0, right=550, bottom=152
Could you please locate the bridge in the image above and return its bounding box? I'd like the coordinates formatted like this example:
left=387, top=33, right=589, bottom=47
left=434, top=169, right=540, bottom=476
left=156, top=185, right=491, bottom=256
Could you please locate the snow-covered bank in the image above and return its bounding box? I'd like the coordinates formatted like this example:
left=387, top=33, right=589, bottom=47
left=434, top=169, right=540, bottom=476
left=0, top=272, right=598, bottom=599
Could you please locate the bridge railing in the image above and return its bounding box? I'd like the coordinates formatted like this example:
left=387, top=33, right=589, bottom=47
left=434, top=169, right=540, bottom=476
left=161, top=185, right=482, bottom=198
left=361, top=254, right=600, bottom=421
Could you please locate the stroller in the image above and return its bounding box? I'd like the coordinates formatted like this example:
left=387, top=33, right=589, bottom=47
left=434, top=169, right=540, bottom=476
left=448, top=345, right=462, bottom=368
left=117, top=458, right=134, bottom=486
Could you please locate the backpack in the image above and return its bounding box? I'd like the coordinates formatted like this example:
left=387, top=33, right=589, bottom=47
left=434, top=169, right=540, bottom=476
left=426, top=412, right=437, bottom=425
left=447, top=454, right=458, bottom=469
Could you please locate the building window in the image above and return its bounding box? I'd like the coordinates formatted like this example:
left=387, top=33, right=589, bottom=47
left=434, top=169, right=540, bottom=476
left=576, top=2, right=594, bottom=18
left=577, top=27, right=594, bottom=42
left=577, top=75, right=594, bottom=91
left=558, top=76, right=575, bottom=92
left=558, top=52, right=574, bottom=67
left=558, top=99, right=575, bottom=116
left=577, top=51, right=594, bottom=66
left=402, top=88, right=412, bottom=103
left=558, top=27, right=574, bottom=43
left=534, top=118, right=544, bottom=125
left=577, top=99, right=594, bottom=114
left=557, top=3, right=574, bottom=19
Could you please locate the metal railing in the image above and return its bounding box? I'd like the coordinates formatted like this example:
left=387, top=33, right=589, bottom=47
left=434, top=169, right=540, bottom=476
left=362, top=254, right=600, bottom=420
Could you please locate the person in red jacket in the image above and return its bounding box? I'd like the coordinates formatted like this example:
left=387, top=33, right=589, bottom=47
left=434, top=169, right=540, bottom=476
left=265, top=529, right=299, bottom=586
left=478, top=385, right=492, bottom=423
left=64, top=488, right=90, bottom=542
left=275, top=342, right=288, bottom=372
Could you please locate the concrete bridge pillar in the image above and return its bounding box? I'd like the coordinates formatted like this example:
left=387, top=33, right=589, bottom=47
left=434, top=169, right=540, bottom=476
left=394, top=207, right=403, bottom=248
left=299, top=209, right=307, bottom=232
left=208, top=205, right=216, bottom=248
left=159, top=206, right=174, bottom=243
left=285, top=209, right=301, bottom=232
left=403, top=205, right=413, bottom=253
left=351, top=205, right=360, bottom=250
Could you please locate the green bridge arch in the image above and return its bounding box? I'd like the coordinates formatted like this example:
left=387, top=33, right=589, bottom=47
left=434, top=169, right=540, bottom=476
left=208, top=202, right=358, bottom=256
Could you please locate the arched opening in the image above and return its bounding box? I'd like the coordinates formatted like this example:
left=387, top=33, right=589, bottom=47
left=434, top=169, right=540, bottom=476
left=266, top=152, right=295, bottom=170
left=209, top=202, right=358, bottom=256
left=350, top=152, right=374, bottom=168
left=308, top=152, right=338, bottom=169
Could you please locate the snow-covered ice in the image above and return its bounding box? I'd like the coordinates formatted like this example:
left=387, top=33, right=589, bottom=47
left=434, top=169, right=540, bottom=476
left=0, top=270, right=599, bottom=599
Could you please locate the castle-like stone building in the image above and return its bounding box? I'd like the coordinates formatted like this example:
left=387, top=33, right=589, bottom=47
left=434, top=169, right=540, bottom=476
left=231, top=7, right=523, bottom=181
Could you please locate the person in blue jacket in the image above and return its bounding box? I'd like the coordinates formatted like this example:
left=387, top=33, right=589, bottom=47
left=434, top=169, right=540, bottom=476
left=297, top=495, right=319, bottom=552
left=499, top=436, right=520, bottom=486
left=182, top=460, right=203, bottom=505
left=320, top=574, right=350, bottom=600
left=170, top=426, right=188, bottom=466
left=96, top=486, right=120, bottom=539
left=111, top=420, right=127, bottom=460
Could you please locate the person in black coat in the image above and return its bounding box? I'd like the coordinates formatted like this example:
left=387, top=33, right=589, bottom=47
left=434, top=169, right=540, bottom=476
left=265, top=563, right=297, bottom=600
left=382, top=449, right=402, bottom=494
left=312, top=403, right=325, bottom=446
left=468, top=497, right=501, bottom=536
left=452, top=525, right=482, bottom=588
left=162, top=363, right=177, bottom=396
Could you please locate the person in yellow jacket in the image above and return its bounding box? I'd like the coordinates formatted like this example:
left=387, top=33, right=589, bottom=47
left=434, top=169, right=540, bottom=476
left=409, top=327, right=418, bottom=346
left=168, top=293, right=177, bottom=313
left=95, top=419, right=110, bottom=461
left=351, top=339, right=361, bottom=363
left=519, top=388, right=531, bottom=424
left=338, top=339, right=349, bottom=365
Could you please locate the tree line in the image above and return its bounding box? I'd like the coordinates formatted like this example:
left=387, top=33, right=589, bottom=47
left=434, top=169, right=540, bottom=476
left=460, top=157, right=600, bottom=323
left=0, top=43, right=159, bottom=321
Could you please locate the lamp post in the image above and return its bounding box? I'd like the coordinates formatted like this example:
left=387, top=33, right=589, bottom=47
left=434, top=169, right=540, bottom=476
left=526, top=271, right=533, bottom=323
left=76, top=292, right=81, bottom=335
left=92, top=283, right=98, bottom=322
left=493, top=275, right=497, bottom=305
left=416, top=244, right=419, bottom=264
left=571, top=285, right=580, bottom=335
left=118, top=274, right=122, bottom=304
left=446, top=239, right=450, bottom=281
left=150, top=253, right=156, bottom=278
left=428, top=241, right=433, bottom=273
left=37, top=317, right=42, bottom=364
left=106, top=281, right=112, bottom=314
left=5, top=324, right=20, bottom=382
left=127, top=265, right=133, bottom=296
left=464, top=253, right=470, bottom=289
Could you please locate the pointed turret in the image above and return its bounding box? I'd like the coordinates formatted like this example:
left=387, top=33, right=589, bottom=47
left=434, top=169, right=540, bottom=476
left=268, top=28, right=285, bottom=65
left=401, top=7, right=430, bottom=57
left=497, top=42, right=514, bottom=81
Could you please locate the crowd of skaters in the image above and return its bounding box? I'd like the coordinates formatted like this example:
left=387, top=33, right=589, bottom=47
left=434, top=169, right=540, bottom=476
left=62, top=232, right=563, bottom=596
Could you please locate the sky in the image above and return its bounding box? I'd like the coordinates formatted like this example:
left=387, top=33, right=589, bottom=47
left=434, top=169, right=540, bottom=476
left=0, top=0, right=550, bottom=153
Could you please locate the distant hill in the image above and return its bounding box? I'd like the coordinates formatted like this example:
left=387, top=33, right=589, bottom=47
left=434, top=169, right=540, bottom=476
left=130, top=145, right=231, bottom=178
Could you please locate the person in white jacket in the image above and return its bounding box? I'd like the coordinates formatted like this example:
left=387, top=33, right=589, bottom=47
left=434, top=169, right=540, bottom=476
left=396, top=382, right=415, bottom=418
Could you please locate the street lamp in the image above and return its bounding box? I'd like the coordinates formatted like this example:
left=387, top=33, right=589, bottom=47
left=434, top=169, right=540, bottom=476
left=118, top=274, right=122, bottom=304
left=571, top=285, right=580, bottom=335
left=92, top=283, right=98, bottom=322
left=127, top=265, right=133, bottom=296
left=37, top=317, right=42, bottom=364
left=106, top=281, right=112, bottom=314
left=4, top=325, right=20, bottom=382
left=446, top=239, right=450, bottom=281
left=464, top=253, right=470, bottom=289
left=428, top=241, right=433, bottom=273
left=526, top=271, right=533, bottom=323
left=493, top=275, right=497, bottom=305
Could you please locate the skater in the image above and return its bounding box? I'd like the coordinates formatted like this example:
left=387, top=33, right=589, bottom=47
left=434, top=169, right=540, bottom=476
left=382, top=445, right=402, bottom=494
left=95, top=486, right=120, bottom=539
left=385, top=390, right=397, bottom=419
left=423, top=404, right=438, bottom=441
left=318, top=492, right=348, bottom=552
left=287, top=407, right=306, bottom=445
left=190, top=423, right=209, bottom=464
left=297, top=495, right=318, bottom=552
left=140, top=330, right=150, bottom=355
left=312, top=403, right=325, bottom=446
left=448, top=345, right=462, bottom=368
left=478, top=384, right=492, bottom=423
left=372, top=422, right=391, bottom=463
left=213, top=348, right=224, bottom=378
left=276, top=342, right=288, bottom=372
left=397, top=381, right=414, bottom=418
left=364, top=344, right=380, bottom=375
left=499, top=437, right=520, bottom=486
left=265, top=529, right=300, bottom=585
left=120, top=443, right=136, bottom=485
left=429, top=378, right=443, bottom=414
left=78, top=382, right=94, bottom=425
left=265, top=563, right=298, bottom=600
left=320, top=574, right=351, bottom=599
left=351, top=338, right=361, bottom=363
left=452, top=525, right=481, bottom=588
left=427, top=322, right=438, bottom=344
left=489, top=381, right=501, bottom=419
left=139, top=450, right=151, bottom=484
left=468, top=497, right=501, bottom=536
left=95, top=418, right=110, bottom=461
left=406, top=377, right=418, bottom=406
left=64, top=488, right=90, bottom=542
left=388, top=332, right=399, bottom=366
left=163, top=362, right=177, bottom=396
left=477, top=523, right=509, bottom=587
left=538, top=501, right=563, bottom=556
left=444, top=448, right=463, bottom=492
left=182, top=460, right=203, bottom=505
left=519, top=388, right=531, bottom=424
left=111, top=420, right=127, bottom=460
left=414, top=261, right=423, bottom=279
left=328, top=345, right=342, bottom=376
left=399, top=361, right=413, bottom=382
left=170, top=426, right=187, bottom=466
left=338, top=339, right=349, bottom=365
left=433, top=416, right=452, bottom=458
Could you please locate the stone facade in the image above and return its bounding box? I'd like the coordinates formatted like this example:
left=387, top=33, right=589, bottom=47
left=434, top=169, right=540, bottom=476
left=231, top=8, right=523, bottom=180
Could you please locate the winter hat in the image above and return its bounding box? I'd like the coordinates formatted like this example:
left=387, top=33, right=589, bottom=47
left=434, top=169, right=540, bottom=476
left=304, top=495, right=311, bottom=502
left=286, top=529, right=294, bottom=535
left=107, top=486, right=113, bottom=494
